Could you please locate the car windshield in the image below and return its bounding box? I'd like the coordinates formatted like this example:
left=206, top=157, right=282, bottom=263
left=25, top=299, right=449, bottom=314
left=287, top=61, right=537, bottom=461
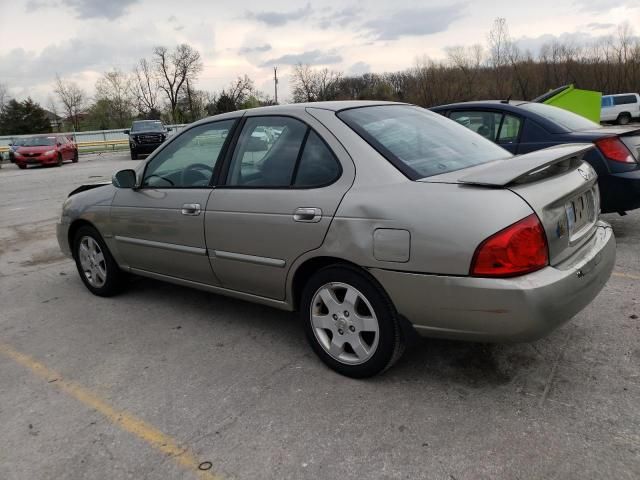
left=519, top=103, right=600, bottom=131
left=132, top=121, right=165, bottom=132
left=22, top=136, right=56, bottom=146
left=338, top=105, right=512, bottom=179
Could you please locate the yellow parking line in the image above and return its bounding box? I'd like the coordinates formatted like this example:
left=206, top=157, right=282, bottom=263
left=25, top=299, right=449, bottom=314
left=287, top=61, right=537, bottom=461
left=0, top=343, right=221, bottom=480
left=612, top=272, right=640, bottom=281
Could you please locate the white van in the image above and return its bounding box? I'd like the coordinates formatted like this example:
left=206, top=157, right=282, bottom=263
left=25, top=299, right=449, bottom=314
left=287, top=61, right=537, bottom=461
left=600, top=93, right=640, bottom=125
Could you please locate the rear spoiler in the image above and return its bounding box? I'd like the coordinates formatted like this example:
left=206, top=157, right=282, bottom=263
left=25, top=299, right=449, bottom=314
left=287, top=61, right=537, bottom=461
left=458, top=144, right=594, bottom=187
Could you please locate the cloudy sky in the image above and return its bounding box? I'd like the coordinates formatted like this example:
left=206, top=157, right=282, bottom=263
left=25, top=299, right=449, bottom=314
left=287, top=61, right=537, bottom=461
left=0, top=0, right=638, bottom=106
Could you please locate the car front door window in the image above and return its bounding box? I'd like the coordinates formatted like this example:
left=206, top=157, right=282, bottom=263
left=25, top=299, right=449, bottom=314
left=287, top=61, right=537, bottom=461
left=143, top=120, right=234, bottom=188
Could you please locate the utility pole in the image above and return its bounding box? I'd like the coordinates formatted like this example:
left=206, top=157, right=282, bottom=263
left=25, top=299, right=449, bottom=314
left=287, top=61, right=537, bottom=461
left=273, top=66, right=279, bottom=104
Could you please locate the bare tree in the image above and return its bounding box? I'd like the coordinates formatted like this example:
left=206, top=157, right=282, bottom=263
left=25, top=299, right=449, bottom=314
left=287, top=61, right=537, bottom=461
left=226, top=75, right=255, bottom=106
left=291, top=64, right=342, bottom=102
left=54, top=74, right=86, bottom=131
left=95, top=69, right=133, bottom=127
left=131, top=58, right=159, bottom=116
left=0, top=82, right=8, bottom=112
left=46, top=95, right=61, bottom=131
left=446, top=44, right=484, bottom=99
left=153, top=44, right=203, bottom=122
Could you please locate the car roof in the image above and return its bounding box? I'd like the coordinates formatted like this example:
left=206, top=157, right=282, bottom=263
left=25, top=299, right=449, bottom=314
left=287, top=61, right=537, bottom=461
left=431, top=100, right=530, bottom=111
left=192, top=101, right=407, bottom=126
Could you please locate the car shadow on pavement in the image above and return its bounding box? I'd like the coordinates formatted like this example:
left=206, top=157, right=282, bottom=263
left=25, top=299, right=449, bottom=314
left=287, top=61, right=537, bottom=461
left=124, top=275, right=550, bottom=391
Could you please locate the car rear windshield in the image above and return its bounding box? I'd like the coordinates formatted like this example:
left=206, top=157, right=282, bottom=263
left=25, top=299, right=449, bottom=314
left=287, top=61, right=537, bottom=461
left=132, top=121, right=164, bottom=132
left=338, top=105, right=512, bottom=179
left=519, top=103, right=600, bottom=131
left=23, top=136, right=56, bottom=146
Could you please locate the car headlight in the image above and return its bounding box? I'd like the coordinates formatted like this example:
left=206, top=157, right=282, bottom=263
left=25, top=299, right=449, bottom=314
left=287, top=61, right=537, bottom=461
left=44, top=150, right=56, bottom=156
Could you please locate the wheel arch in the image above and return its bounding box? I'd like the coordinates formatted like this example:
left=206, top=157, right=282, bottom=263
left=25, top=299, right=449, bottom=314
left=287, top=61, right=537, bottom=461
left=290, top=256, right=366, bottom=312
left=67, top=219, right=99, bottom=258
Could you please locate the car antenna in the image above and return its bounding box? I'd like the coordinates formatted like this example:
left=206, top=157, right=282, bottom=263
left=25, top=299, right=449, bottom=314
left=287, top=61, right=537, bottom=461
left=500, top=95, right=512, bottom=104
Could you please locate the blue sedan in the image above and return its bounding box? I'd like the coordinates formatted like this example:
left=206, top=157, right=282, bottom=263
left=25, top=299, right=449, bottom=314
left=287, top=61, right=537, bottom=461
left=431, top=101, right=640, bottom=215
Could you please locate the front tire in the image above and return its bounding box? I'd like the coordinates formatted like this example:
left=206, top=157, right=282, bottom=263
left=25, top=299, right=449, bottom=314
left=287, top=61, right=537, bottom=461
left=73, top=225, right=127, bottom=297
left=130, top=149, right=138, bottom=160
left=57, top=153, right=63, bottom=166
left=301, top=265, right=405, bottom=378
left=72, top=150, right=79, bottom=163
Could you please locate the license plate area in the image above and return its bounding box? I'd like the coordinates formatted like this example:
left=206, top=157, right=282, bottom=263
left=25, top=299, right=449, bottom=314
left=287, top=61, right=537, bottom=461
left=565, top=189, right=596, bottom=241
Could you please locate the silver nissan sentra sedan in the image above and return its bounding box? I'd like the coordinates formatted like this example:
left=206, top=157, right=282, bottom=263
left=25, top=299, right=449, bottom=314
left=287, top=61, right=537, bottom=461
left=57, top=101, right=616, bottom=377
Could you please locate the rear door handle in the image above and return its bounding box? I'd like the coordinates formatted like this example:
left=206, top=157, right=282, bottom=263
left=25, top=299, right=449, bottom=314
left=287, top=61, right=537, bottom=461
left=293, top=207, right=322, bottom=223
left=181, top=203, right=201, bottom=216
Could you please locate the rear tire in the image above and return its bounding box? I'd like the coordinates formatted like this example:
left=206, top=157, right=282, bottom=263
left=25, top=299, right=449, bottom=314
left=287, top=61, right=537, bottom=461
left=73, top=225, right=127, bottom=297
left=17, top=164, right=26, bottom=169
left=300, top=265, right=405, bottom=378
left=617, top=113, right=631, bottom=125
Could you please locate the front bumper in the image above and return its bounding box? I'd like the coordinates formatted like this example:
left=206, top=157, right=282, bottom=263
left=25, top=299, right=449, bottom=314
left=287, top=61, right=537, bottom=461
left=15, top=155, right=57, bottom=166
left=371, top=221, right=615, bottom=342
left=57, top=219, right=73, bottom=258
left=130, top=142, right=162, bottom=154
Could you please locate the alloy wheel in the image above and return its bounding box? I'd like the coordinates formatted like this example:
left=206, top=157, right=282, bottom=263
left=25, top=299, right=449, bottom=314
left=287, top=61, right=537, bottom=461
left=78, top=236, right=107, bottom=288
left=310, top=282, right=380, bottom=365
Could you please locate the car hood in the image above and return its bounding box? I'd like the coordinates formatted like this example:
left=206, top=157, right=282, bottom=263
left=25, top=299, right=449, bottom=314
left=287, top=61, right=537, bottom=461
left=68, top=182, right=111, bottom=198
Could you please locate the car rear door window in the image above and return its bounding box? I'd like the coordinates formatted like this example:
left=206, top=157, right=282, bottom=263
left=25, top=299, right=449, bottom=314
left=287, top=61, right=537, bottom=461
left=497, top=114, right=522, bottom=144
left=226, top=117, right=307, bottom=187
left=143, top=120, right=234, bottom=188
left=613, top=95, right=638, bottom=106
left=293, top=131, right=341, bottom=187
left=449, top=110, right=502, bottom=141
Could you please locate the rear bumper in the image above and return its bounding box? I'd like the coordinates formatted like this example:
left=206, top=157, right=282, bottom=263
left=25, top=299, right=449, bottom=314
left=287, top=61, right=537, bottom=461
left=371, top=222, right=615, bottom=342
left=600, top=169, right=640, bottom=213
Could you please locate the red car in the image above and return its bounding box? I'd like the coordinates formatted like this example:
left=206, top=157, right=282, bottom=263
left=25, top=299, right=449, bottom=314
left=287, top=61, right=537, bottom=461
left=14, top=135, right=79, bottom=169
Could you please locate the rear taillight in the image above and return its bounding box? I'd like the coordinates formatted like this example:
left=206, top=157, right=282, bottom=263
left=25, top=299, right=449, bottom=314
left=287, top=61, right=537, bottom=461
left=595, top=137, right=635, bottom=163
left=471, top=214, right=549, bottom=278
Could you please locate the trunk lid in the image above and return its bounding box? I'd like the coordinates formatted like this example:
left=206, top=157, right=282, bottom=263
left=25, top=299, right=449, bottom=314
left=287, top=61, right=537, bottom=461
left=421, top=143, right=600, bottom=265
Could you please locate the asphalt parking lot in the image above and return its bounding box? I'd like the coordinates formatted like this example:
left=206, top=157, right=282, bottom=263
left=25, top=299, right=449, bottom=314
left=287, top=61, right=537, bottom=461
left=0, top=152, right=639, bottom=480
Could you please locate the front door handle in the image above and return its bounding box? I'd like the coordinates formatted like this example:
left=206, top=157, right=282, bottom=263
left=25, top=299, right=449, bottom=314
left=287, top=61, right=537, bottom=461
left=293, top=207, right=322, bottom=223
left=181, top=203, right=201, bottom=216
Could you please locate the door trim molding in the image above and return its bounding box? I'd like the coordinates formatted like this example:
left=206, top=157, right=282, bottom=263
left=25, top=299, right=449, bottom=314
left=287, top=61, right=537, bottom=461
left=210, top=250, right=286, bottom=268
left=114, top=235, right=207, bottom=256
left=128, top=267, right=293, bottom=311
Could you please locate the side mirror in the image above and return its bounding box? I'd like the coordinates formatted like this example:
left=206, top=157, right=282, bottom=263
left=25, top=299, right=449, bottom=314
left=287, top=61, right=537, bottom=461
left=57, top=142, right=62, bottom=147
left=123, top=129, right=130, bottom=135
left=167, top=127, right=173, bottom=132
left=112, top=169, right=137, bottom=188
left=8, top=142, right=12, bottom=146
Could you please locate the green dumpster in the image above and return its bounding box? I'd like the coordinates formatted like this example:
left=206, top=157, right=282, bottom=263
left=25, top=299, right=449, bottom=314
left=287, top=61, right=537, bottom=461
left=532, top=84, right=602, bottom=123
